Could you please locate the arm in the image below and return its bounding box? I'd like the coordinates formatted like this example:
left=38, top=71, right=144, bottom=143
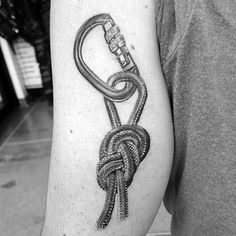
left=42, top=0, right=173, bottom=235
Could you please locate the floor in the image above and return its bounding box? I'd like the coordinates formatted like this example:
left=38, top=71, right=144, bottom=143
left=0, top=97, right=171, bottom=236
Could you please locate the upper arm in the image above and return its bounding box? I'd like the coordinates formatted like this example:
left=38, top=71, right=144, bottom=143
left=43, top=1, right=173, bottom=235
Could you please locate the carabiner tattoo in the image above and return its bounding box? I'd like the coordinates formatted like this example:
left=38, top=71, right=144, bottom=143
left=74, top=14, right=139, bottom=102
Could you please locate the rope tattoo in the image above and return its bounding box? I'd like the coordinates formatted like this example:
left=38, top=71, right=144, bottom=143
left=74, top=14, right=150, bottom=229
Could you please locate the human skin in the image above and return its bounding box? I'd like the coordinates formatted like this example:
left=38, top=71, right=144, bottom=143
left=42, top=1, right=174, bottom=235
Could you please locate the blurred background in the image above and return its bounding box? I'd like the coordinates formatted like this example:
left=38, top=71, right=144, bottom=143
left=0, top=1, right=171, bottom=235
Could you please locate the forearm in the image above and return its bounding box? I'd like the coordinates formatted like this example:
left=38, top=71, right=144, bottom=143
left=42, top=1, right=173, bottom=235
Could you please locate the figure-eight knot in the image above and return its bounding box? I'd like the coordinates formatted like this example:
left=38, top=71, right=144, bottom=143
left=96, top=71, right=150, bottom=229
left=96, top=125, right=150, bottom=229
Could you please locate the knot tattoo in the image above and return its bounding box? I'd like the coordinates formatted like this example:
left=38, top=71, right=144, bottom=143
left=97, top=125, right=150, bottom=228
left=74, top=14, right=150, bottom=229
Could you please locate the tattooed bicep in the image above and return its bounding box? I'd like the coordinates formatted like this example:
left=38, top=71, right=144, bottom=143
left=74, top=14, right=150, bottom=229
left=43, top=2, right=173, bottom=235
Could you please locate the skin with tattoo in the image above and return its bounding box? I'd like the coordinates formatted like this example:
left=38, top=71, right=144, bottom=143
left=74, top=14, right=151, bottom=228
left=42, top=1, right=173, bottom=235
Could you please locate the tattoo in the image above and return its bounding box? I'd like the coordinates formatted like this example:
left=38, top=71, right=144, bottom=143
left=74, top=14, right=150, bottom=229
